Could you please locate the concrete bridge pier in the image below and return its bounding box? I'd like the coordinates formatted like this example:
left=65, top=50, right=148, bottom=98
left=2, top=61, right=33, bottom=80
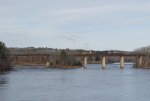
left=102, top=56, right=106, bottom=68
left=46, top=62, right=50, bottom=67
left=138, top=56, right=143, bottom=67
left=120, top=56, right=124, bottom=68
left=84, top=56, right=88, bottom=68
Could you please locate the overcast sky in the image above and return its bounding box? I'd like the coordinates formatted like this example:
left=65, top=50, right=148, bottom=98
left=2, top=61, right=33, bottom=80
left=0, top=0, right=150, bottom=51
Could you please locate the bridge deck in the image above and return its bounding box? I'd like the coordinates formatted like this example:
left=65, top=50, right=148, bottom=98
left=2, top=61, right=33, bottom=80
left=10, top=52, right=145, bottom=57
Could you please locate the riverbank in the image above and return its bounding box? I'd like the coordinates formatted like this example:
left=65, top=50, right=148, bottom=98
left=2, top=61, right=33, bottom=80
left=12, top=64, right=82, bottom=69
left=0, top=64, right=11, bottom=72
left=48, top=64, right=82, bottom=68
left=139, top=65, right=150, bottom=69
left=133, top=63, right=150, bottom=69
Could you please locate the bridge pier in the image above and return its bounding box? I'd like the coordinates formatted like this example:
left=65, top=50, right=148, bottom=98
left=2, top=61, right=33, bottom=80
left=138, top=56, right=143, bottom=67
left=102, top=56, right=106, bottom=68
left=84, top=56, right=88, bottom=68
left=46, top=62, right=50, bottom=67
left=11, top=52, right=145, bottom=68
left=120, top=56, right=124, bottom=68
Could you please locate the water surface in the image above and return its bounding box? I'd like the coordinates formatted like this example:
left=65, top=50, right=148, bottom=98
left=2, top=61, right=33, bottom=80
left=0, top=64, right=150, bottom=101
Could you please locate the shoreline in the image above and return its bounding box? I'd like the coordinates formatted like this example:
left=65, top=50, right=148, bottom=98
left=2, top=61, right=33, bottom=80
left=49, top=65, right=82, bottom=68
left=12, top=64, right=82, bottom=69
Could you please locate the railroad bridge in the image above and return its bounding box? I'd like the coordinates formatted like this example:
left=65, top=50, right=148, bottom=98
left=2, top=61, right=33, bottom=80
left=10, top=52, right=145, bottom=68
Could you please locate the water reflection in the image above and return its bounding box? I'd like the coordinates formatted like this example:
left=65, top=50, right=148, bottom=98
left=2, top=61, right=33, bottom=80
left=0, top=73, right=9, bottom=87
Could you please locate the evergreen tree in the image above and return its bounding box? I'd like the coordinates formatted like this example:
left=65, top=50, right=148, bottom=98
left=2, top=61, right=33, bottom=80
left=59, top=50, right=68, bottom=65
left=0, top=41, right=11, bottom=71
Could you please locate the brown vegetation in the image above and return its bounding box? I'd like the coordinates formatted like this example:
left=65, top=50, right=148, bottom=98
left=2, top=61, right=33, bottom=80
left=48, top=50, right=82, bottom=68
left=135, top=46, right=150, bottom=68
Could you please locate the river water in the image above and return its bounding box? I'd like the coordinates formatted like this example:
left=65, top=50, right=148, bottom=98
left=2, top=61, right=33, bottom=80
left=0, top=64, right=150, bottom=101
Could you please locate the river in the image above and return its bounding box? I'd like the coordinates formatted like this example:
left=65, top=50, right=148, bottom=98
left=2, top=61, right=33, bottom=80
left=0, top=64, right=150, bottom=101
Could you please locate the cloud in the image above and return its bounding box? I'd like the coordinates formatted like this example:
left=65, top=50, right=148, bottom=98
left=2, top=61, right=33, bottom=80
left=63, top=34, right=78, bottom=42
left=0, top=0, right=150, bottom=50
left=55, top=34, right=80, bottom=43
left=37, top=2, right=150, bottom=23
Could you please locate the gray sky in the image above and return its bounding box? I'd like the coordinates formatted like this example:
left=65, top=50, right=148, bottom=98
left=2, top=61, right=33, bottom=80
left=0, top=0, right=150, bottom=51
